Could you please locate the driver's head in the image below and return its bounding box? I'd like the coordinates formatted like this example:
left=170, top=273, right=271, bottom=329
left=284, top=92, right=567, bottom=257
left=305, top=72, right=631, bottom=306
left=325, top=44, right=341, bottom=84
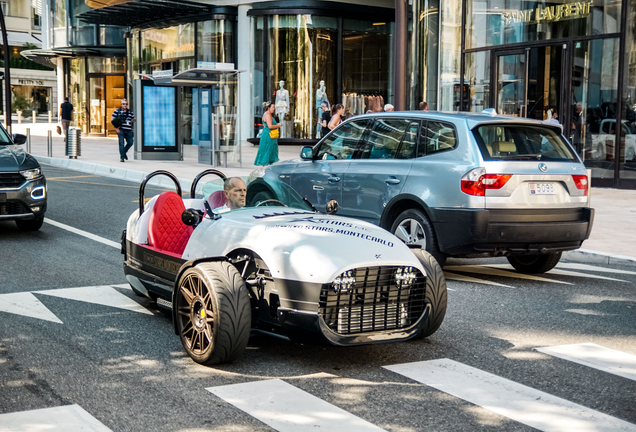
left=224, top=177, right=246, bottom=210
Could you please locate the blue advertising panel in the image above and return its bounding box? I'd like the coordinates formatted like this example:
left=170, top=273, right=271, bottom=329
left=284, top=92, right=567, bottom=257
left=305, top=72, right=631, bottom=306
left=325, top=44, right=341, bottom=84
left=142, top=86, right=177, bottom=151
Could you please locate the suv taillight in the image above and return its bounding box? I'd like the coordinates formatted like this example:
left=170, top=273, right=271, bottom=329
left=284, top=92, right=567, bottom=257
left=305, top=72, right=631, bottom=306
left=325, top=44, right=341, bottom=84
left=572, top=175, right=588, bottom=196
left=461, top=168, right=512, bottom=196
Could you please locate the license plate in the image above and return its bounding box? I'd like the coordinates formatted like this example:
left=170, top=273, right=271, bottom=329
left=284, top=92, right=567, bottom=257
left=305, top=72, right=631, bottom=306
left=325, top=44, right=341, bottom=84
left=529, top=183, right=555, bottom=195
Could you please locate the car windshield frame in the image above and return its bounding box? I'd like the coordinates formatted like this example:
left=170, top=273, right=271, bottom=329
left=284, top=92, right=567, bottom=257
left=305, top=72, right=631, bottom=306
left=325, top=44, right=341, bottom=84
left=472, top=123, right=578, bottom=162
left=0, top=125, right=13, bottom=145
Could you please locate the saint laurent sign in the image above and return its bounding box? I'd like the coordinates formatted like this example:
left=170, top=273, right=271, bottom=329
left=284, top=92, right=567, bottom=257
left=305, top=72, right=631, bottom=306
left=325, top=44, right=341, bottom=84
left=502, top=1, right=592, bottom=25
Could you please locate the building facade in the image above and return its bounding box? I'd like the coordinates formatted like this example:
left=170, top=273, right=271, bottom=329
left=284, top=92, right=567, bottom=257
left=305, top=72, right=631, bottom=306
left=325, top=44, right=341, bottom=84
left=1, top=0, right=56, bottom=119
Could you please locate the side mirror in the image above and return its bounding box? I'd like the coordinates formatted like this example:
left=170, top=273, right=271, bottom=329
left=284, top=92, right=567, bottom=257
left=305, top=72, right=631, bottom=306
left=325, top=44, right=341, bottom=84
left=12, top=134, right=27, bottom=145
left=326, top=199, right=338, bottom=215
left=300, top=146, right=313, bottom=160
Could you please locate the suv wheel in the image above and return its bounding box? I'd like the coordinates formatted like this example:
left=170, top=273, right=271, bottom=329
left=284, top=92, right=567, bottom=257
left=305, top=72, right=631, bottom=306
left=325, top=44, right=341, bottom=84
left=391, top=209, right=446, bottom=267
left=507, top=253, right=562, bottom=274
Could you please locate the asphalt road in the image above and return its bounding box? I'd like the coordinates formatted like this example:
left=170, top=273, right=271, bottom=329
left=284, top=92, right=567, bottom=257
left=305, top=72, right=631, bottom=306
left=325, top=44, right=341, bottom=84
left=1, top=165, right=635, bottom=432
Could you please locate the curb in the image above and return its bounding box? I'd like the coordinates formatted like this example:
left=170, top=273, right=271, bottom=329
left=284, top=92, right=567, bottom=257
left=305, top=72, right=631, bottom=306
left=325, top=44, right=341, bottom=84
left=563, top=249, right=636, bottom=268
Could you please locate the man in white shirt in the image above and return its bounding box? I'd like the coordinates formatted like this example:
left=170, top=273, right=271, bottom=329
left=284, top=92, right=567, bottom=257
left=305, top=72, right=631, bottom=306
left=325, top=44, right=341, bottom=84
left=214, top=177, right=247, bottom=213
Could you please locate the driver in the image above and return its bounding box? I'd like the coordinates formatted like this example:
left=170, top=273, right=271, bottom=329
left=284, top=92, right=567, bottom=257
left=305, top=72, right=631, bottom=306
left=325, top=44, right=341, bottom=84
left=214, top=177, right=247, bottom=213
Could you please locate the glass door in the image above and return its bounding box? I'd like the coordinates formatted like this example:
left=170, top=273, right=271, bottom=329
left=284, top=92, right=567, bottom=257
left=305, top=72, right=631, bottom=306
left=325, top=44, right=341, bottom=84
left=496, top=51, right=528, bottom=117
left=89, top=77, right=105, bottom=134
left=106, top=75, right=125, bottom=136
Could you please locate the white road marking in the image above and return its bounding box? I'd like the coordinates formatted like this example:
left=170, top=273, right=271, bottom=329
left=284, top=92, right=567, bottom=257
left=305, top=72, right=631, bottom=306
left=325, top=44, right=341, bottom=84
left=0, top=404, right=112, bottom=431
left=0, top=292, right=62, bottom=323
left=537, top=343, right=636, bottom=382
left=207, top=379, right=385, bottom=432
left=478, top=264, right=629, bottom=282
left=44, top=218, right=120, bottom=249
left=35, top=285, right=153, bottom=315
left=384, top=359, right=636, bottom=432
left=557, top=263, right=636, bottom=276
left=444, top=271, right=513, bottom=288
left=444, top=265, right=572, bottom=284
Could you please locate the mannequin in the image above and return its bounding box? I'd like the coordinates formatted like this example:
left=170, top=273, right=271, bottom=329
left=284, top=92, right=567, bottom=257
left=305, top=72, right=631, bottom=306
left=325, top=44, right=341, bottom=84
left=275, top=81, right=290, bottom=138
left=315, top=80, right=329, bottom=109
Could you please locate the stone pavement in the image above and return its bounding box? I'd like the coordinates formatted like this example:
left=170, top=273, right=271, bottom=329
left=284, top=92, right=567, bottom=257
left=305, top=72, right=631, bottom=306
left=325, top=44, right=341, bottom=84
left=12, top=122, right=636, bottom=266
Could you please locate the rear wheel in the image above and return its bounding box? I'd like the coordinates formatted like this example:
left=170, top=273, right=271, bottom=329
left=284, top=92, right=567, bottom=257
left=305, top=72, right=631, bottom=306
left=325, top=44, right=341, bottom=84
left=250, top=190, right=274, bottom=206
left=15, top=215, right=44, bottom=231
left=507, top=253, right=562, bottom=274
left=391, top=209, right=446, bottom=267
left=175, top=261, right=251, bottom=365
left=411, top=249, right=447, bottom=339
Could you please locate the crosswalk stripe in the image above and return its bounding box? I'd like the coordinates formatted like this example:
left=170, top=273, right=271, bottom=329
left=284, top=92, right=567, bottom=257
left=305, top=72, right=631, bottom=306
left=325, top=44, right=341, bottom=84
left=537, top=343, right=636, bottom=382
left=0, top=404, right=112, bottom=431
left=35, top=285, right=153, bottom=315
left=444, top=265, right=572, bottom=284
left=384, top=359, right=636, bottom=432
left=0, top=292, right=62, bottom=323
left=44, top=218, right=120, bottom=249
left=478, top=264, right=629, bottom=282
left=207, top=379, right=385, bottom=432
left=557, top=263, right=636, bottom=276
left=444, top=271, right=513, bottom=287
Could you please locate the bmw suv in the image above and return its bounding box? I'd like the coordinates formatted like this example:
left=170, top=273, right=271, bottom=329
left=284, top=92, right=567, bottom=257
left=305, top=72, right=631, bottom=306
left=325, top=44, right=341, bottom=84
left=0, top=125, right=47, bottom=231
left=252, top=110, right=594, bottom=273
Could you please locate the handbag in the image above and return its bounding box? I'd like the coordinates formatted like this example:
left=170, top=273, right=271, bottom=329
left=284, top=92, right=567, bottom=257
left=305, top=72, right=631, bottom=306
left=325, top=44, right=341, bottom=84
left=56, top=125, right=62, bottom=135
left=111, top=111, right=125, bottom=128
left=269, top=128, right=279, bottom=139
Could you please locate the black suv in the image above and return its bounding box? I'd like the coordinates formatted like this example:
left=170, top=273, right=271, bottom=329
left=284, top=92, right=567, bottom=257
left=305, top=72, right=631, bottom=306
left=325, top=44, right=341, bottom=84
left=0, top=125, right=46, bottom=231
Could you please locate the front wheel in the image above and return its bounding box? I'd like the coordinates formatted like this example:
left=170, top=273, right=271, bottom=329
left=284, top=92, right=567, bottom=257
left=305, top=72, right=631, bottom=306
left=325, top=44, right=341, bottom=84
left=411, top=249, right=447, bottom=339
left=390, top=209, right=446, bottom=267
left=15, top=215, right=44, bottom=231
left=507, top=253, right=562, bottom=274
left=175, top=261, right=251, bottom=365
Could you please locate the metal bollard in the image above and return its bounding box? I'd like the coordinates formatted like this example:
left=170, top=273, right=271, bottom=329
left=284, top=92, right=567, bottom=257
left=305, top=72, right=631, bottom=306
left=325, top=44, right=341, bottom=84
left=48, top=111, right=52, bottom=123
left=47, top=130, right=53, bottom=157
left=17, top=111, right=22, bottom=124
left=32, top=110, right=36, bottom=124
left=26, top=128, right=31, bottom=153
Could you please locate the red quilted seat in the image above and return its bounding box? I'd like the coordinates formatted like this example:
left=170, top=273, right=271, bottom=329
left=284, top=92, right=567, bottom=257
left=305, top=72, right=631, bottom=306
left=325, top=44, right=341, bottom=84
left=148, top=192, right=193, bottom=256
left=208, top=190, right=227, bottom=209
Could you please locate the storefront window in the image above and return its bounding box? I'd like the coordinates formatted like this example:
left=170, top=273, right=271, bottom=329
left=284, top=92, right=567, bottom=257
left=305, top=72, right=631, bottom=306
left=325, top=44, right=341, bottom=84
left=69, top=58, right=87, bottom=133
left=342, top=20, right=393, bottom=115
left=53, top=0, right=66, bottom=48
left=467, top=0, right=622, bottom=49
left=409, top=0, right=440, bottom=110
left=465, top=50, right=491, bottom=112
left=620, top=0, right=636, bottom=181
left=571, top=38, right=620, bottom=181
left=252, top=16, right=265, bottom=138
left=88, top=57, right=125, bottom=73
left=266, top=15, right=337, bottom=139
left=440, top=0, right=462, bottom=111
left=198, top=20, right=235, bottom=64
left=140, top=24, right=195, bottom=65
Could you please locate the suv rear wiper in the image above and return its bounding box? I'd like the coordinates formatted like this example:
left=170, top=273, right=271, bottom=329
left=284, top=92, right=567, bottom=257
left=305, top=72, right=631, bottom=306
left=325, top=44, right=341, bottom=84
left=497, top=154, right=542, bottom=160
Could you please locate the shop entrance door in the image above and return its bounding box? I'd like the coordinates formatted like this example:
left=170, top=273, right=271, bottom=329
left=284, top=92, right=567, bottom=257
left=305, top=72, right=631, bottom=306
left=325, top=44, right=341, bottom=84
left=493, top=45, right=565, bottom=122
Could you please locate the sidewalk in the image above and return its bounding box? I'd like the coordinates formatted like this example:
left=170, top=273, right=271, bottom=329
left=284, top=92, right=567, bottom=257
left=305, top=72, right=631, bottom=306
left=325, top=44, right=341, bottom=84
left=13, top=122, right=636, bottom=266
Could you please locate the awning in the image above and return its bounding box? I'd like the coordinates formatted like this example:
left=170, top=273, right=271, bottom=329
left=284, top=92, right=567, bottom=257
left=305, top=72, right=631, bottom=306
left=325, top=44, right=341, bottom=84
left=77, top=0, right=236, bottom=30
left=0, top=31, right=42, bottom=48
left=20, top=47, right=126, bottom=68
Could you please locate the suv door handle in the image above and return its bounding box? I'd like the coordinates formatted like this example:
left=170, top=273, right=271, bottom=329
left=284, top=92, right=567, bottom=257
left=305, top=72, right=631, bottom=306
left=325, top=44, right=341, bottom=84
left=385, top=177, right=401, bottom=185
left=328, top=175, right=341, bottom=183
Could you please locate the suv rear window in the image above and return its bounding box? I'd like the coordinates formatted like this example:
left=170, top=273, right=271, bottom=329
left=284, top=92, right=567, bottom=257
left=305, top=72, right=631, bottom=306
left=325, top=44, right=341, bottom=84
left=473, top=124, right=577, bottom=162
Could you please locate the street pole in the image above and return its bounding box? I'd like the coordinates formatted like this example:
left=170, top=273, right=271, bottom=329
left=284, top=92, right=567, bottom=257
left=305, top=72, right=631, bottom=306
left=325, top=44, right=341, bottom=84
left=0, top=7, right=11, bottom=133
left=393, top=0, right=407, bottom=111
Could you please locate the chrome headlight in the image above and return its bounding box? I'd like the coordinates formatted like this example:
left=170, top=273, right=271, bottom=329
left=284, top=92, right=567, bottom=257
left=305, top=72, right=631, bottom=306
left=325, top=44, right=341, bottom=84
left=395, top=267, right=416, bottom=287
left=333, top=270, right=355, bottom=293
left=20, top=168, right=41, bottom=180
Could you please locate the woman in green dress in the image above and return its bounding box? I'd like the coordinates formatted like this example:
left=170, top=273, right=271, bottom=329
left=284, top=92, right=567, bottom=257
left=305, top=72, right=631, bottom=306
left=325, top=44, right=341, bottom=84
left=254, top=101, right=282, bottom=166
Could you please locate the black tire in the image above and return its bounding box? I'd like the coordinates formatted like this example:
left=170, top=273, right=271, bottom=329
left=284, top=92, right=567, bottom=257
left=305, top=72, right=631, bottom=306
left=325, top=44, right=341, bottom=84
left=390, top=208, right=447, bottom=267
left=411, top=249, right=447, bottom=339
left=507, top=253, right=562, bottom=274
left=15, top=216, right=44, bottom=231
left=250, top=190, right=274, bottom=206
left=175, top=261, right=251, bottom=365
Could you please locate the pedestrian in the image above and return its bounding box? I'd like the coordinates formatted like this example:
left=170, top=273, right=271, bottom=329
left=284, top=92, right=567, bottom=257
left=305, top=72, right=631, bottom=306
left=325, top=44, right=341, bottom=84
left=111, top=99, right=136, bottom=162
left=320, top=102, right=331, bottom=138
left=384, top=104, right=394, bottom=112
left=254, top=101, right=282, bottom=166
left=327, top=104, right=344, bottom=131
left=419, top=101, right=429, bottom=111
left=546, top=110, right=560, bottom=124
left=59, top=97, right=73, bottom=143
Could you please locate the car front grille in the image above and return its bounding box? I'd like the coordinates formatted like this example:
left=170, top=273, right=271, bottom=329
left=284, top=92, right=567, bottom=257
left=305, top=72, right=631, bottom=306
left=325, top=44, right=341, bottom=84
left=319, top=266, right=428, bottom=335
left=0, top=173, right=26, bottom=188
left=0, top=201, right=30, bottom=215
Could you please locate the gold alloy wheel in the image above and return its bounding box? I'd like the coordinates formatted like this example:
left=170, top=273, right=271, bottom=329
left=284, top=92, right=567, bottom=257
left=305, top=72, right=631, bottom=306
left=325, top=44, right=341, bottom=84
left=177, top=273, right=216, bottom=356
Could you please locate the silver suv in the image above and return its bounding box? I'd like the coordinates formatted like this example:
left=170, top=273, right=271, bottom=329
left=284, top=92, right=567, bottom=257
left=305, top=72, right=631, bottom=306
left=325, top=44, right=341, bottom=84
left=253, top=110, right=594, bottom=273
